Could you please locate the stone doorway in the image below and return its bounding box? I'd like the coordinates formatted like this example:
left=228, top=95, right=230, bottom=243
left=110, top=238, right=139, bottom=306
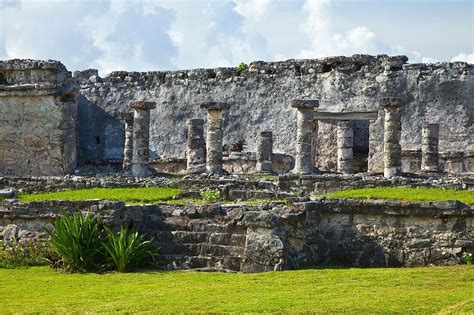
left=353, top=120, right=369, bottom=173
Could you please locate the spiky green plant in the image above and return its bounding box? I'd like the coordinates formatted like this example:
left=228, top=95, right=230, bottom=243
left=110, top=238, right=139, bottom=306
left=102, top=227, right=157, bottom=273
left=46, top=212, right=105, bottom=272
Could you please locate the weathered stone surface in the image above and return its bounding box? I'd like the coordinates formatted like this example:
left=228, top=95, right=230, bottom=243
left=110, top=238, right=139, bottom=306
left=1, top=197, right=472, bottom=271
left=130, top=101, right=155, bottom=177
left=337, top=120, right=354, bottom=174
left=0, top=59, right=78, bottom=177
left=255, top=131, right=273, bottom=173
left=120, top=112, right=134, bottom=171
left=380, top=97, right=402, bottom=178
left=73, top=56, right=473, bottom=174
left=203, top=103, right=228, bottom=175
left=186, top=118, right=206, bottom=174
left=293, top=99, right=319, bottom=174
left=421, top=123, right=440, bottom=172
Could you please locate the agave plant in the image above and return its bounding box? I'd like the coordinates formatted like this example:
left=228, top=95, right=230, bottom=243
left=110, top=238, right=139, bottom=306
left=102, top=227, right=157, bottom=273
left=46, top=212, right=104, bottom=272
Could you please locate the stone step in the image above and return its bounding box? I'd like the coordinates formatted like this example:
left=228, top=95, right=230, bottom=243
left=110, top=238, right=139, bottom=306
left=156, top=242, right=245, bottom=257
left=156, top=230, right=246, bottom=247
left=157, top=254, right=243, bottom=272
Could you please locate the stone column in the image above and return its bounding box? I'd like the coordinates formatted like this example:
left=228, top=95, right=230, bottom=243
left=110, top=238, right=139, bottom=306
left=337, top=120, right=354, bottom=174
left=256, top=131, right=273, bottom=173
left=379, top=97, right=402, bottom=178
left=186, top=118, right=206, bottom=174
left=421, top=123, right=440, bottom=172
left=291, top=99, right=319, bottom=174
left=120, top=112, right=134, bottom=172
left=200, top=101, right=229, bottom=175
left=130, top=101, right=156, bottom=177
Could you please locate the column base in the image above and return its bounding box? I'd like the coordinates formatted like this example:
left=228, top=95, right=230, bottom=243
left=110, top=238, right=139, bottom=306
left=384, top=167, right=401, bottom=178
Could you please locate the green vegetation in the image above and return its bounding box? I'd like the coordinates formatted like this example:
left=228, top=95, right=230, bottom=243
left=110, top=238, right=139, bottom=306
left=102, top=227, right=156, bottom=272
left=236, top=62, right=249, bottom=74
left=318, top=187, right=474, bottom=204
left=45, top=212, right=157, bottom=273
left=200, top=188, right=221, bottom=203
left=463, top=252, right=474, bottom=265
left=46, top=212, right=105, bottom=272
left=19, top=187, right=183, bottom=204
left=0, top=266, right=472, bottom=313
left=0, top=238, right=57, bottom=269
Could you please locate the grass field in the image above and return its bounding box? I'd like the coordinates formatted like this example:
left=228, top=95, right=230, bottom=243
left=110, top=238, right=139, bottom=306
left=0, top=266, right=472, bottom=313
left=19, top=187, right=183, bottom=204
left=319, top=187, right=474, bottom=204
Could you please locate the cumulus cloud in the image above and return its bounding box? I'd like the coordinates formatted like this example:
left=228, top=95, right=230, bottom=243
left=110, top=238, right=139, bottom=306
left=0, top=0, right=177, bottom=74
left=233, top=0, right=271, bottom=19
left=451, top=53, right=474, bottom=64
left=298, top=0, right=436, bottom=63
left=0, top=0, right=469, bottom=73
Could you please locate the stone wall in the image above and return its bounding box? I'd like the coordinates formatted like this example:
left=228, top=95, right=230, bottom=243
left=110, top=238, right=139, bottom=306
left=0, top=60, right=78, bottom=176
left=75, top=55, right=474, bottom=173
left=1, top=198, right=472, bottom=271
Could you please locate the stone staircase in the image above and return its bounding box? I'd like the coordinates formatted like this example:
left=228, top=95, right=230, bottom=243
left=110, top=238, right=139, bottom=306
left=153, top=210, right=248, bottom=272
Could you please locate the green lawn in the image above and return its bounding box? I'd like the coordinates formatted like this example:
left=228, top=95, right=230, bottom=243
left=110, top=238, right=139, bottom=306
left=19, top=187, right=183, bottom=204
left=0, top=266, right=472, bottom=313
left=319, top=187, right=474, bottom=204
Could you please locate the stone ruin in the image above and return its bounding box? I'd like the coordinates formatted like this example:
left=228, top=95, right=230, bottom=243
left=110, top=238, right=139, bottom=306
left=0, top=56, right=473, bottom=272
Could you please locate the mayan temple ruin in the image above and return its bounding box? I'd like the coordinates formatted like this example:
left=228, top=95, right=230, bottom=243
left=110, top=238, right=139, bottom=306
left=0, top=55, right=473, bottom=272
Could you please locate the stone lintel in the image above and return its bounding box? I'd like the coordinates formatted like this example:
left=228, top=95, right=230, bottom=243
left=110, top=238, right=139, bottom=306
left=313, top=111, right=378, bottom=121
left=379, top=97, right=402, bottom=108
left=130, top=100, right=156, bottom=110
left=120, top=112, right=134, bottom=121
left=0, top=82, right=74, bottom=97
left=187, top=118, right=204, bottom=125
left=291, top=99, right=320, bottom=109
left=199, top=101, right=229, bottom=111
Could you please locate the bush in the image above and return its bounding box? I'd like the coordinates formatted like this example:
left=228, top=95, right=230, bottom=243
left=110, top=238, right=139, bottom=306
left=102, top=228, right=157, bottom=272
left=462, top=252, right=473, bottom=265
left=0, top=237, right=58, bottom=269
left=235, top=62, right=248, bottom=74
left=46, top=212, right=105, bottom=272
left=46, top=211, right=158, bottom=273
left=200, top=189, right=221, bottom=203
left=230, top=139, right=246, bottom=152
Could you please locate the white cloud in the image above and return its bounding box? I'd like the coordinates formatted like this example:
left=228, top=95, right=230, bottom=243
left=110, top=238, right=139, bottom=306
left=0, top=0, right=177, bottom=75
left=298, top=0, right=438, bottom=63
left=451, top=53, right=474, bottom=64
left=0, top=0, right=470, bottom=73
left=233, top=0, right=271, bottom=19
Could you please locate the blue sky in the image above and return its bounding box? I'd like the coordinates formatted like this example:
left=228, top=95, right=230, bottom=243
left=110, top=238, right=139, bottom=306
left=0, top=0, right=472, bottom=75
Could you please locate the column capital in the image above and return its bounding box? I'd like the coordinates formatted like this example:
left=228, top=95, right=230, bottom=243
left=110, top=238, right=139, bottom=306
left=120, top=112, right=134, bottom=122
left=379, top=97, right=401, bottom=109
left=259, top=131, right=273, bottom=138
left=186, top=118, right=204, bottom=125
left=291, top=99, right=319, bottom=109
left=199, top=101, right=230, bottom=111
left=130, top=100, right=156, bottom=110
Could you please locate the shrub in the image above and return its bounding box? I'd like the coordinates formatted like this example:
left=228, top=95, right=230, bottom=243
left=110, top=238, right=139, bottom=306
left=462, top=252, right=473, bottom=265
left=46, top=212, right=105, bottom=272
left=200, top=189, right=221, bottom=203
left=230, top=139, right=246, bottom=152
left=102, top=228, right=157, bottom=273
left=0, top=237, right=58, bottom=269
left=235, top=62, right=248, bottom=74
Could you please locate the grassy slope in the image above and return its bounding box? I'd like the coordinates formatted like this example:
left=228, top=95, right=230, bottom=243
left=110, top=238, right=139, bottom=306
left=19, top=187, right=183, bottom=204
left=0, top=266, right=472, bottom=313
left=319, top=187, right=474, bottom=204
